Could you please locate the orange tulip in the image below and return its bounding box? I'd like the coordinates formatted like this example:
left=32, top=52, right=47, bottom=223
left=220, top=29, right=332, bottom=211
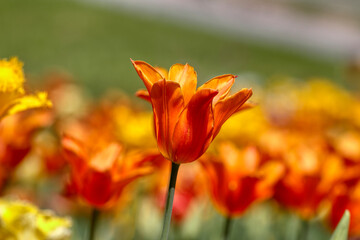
left=132, top=60, right=252, bottom=164
left=0, top=109, right=53, bottom=192
left=200, top=143, right=284, bottom=217
left=62, top=135, right=155, bottom=209
left=273, top=143, right=344, bottom=219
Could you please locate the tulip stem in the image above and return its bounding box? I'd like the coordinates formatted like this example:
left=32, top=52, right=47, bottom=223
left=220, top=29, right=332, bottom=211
left=89, top=208, right=100, bottom=240
left=223, top=216, right=233, bottom=240
left=160, top=162, right=180, bottom=240
left=298, top=218, right=309, bottom=240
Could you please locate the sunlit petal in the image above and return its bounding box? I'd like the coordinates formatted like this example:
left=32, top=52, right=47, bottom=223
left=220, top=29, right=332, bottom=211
left=150, top=79, right=184, bottom=159
left=198, top=74, right=235, bottom=103
left=172, top=89, right=217, bottom=163
left=213, top=88, right=253, bottom=137
left=131, top=59, right=163, bottom=93
left=168, top=63, right=197, bottom=105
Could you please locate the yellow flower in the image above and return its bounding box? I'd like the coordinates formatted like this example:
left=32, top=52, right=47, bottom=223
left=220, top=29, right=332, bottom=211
left=0, top=57, right=52, bottom=120
left=0, top=199, right=72, bottom=240
left=0, top=57, right=25, bottom=93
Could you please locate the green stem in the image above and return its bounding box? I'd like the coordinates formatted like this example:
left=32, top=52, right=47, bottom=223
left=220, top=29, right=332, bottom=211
left=89, top=208, right=100, bottom=240
left=298, top=218, right=309, bottom=240
left=223, top=216, right=233, bottom=240
left=160, top=162, right=180, bottom=240
left=0, top=177, right=10, bottom=196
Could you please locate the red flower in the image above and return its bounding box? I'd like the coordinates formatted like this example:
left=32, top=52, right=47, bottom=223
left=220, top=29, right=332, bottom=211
left=62, top=135, right=155, bottom=209
left=200, top=143, right=284, bottom=217
left=132, top=60, right=252, bottom=163
left=0, top=110, right=53, bottom=191
left=274, top=143, right=344, bottom=219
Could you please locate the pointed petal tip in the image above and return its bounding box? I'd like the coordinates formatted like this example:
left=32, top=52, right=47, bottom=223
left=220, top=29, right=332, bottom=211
left=241, top=88, right=253, bottom=96
left=135, top=89, right=151, bottom=102
left=130, top=59, right=149, bottom=67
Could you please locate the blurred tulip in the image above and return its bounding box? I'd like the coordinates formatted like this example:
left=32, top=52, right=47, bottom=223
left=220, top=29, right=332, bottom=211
left=98, top=96, right=155, bottom=148
left=0, top=198, right=72, bottom=240
left=200, top=143, right=284, bottom=218
left=62, top=135, right=155, bottom=209
left=43, top=72, right=89, bottom=119
left=0, top=110, right=53, bottom=192
left=274, top=140, right=344, bottom=219
left=0, top=57, right=51, bottom=120
left=331, top=131, right=360, bottom=165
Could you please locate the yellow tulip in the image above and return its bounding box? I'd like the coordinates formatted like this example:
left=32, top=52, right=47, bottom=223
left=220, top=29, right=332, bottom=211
left=0, top=199, right=72, bottom=240
left=0, top=57, right=51, bottom=120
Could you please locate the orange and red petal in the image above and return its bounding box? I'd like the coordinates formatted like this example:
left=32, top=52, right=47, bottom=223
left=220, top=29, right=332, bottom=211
left=201, top=157, right=265, bottom=217
left=168, top=63, right=197, bottom=105
left=131, top=60, right=163, bottom=93
left=224, top=177, right=261, bottom=217
left=213, top=88, right=253, bottom=137
left=154, top=66, right=168, bottom=78
left=172, top=89, right=218, bottom=163
left=136, top=89, right=151, bottom=102
left=81, top=169, right=115, bottom=208
left=198, top=74, right=235, bottom=103
left=256, top=161, right=285, bottom=198
left=90, top=143, right=122, bottom=172
left=61, top=135, right=88, bottom=173
left=150, top=79, right=184, bottom=160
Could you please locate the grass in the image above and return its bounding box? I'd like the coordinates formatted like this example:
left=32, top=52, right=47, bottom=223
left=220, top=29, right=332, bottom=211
left=0, top=0, right=344, bottom=97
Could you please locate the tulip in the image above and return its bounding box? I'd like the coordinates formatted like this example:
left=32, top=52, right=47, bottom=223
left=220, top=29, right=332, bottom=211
left=132, top=60, right=252, bottom=164
left=0, top=57, right=51, bottom=120
left=132, top=60, right=252, bottom=240
left=62, top=135, right=156, bottom=240
left=0, top=199, right=72, bottom=240
left=200, top=143, right=284, bottom=239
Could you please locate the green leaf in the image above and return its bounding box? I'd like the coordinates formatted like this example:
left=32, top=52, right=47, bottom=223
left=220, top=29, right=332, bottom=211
left=330, top=210, right=350, bottom=240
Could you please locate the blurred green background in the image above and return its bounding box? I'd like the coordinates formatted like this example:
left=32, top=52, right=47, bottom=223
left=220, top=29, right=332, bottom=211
left=0, top=0, right=346, bottom=97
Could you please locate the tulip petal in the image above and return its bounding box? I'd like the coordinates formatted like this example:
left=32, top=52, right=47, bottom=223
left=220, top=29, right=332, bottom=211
left=62, top=135, right=87, bottom=173
left=198, top=74, right=236, bottom=103
left=213, top=88, right=252, bottom=137
left=150, top=79, right=184, bottom=160
left=172, top=89, right=218, bottom=163
left=199, top=157, right=226, bottom=208
left=168, top=64, right=197, bottom=105
left=131, top=60, right=163, bottom=93
left=135, top=89, right=151, bottom=102
left=90, top=143, right=122, bottom=172
left=226, top=176, right=259, bottom=216
left=1, top=92, right=52, bottom=119
left=82, top=169, right=114, bottom=207
left=256, top=161, right=285, bottom=199
left=154, top=66, right=168, bottom=79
